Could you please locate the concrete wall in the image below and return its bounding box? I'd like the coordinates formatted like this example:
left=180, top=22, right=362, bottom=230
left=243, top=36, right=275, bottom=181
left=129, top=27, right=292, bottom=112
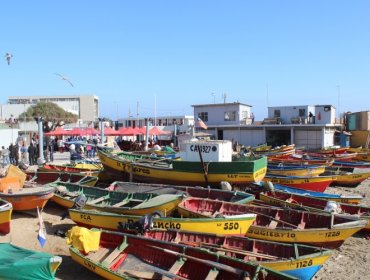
left=268, top=105, right=314, bottom=124
left=223, top=128, right=265, bottom=147
left=350, top=130, right=370, bottom=147
left=314, top=105, right=336, bottom=124
left=294, top=129, right=322, bottom=149
left=79, top=95, right=99, bottom=122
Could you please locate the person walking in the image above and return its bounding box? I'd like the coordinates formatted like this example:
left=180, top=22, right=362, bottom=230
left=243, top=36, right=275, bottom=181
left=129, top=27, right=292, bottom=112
left=1, top=146, right=10, bottom=166
left=49, top=139, right=55, bottom=162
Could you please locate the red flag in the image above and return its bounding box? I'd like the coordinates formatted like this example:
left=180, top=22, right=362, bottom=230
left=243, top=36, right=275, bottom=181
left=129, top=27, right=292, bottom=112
left=195, top=118, right=208, bottom=129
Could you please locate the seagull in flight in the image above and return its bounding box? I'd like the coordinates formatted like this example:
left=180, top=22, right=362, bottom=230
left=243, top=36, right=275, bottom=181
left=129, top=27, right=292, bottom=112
left=55, top=73, right=74, bottom=87
left=5, top=53, right=13, bottom=65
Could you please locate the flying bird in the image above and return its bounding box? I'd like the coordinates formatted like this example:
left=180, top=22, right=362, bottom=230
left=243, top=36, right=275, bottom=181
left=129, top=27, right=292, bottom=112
left=5, top=53, right=13, bottom=65
left=54, top=73, right=74, bottom=87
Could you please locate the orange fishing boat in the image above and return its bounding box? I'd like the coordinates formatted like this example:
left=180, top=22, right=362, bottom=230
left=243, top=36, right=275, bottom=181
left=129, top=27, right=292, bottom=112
left=0, top=182, right=54, bottom=211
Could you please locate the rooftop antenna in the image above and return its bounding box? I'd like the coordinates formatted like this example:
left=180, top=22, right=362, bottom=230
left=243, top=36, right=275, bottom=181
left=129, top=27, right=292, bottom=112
left=154, top=94, right=157, bottom=126
left=211, top=92, right=216, bottom=104
left=222, top=93, right=227, bottom=103
left=337, top=85, right=341, bottom=119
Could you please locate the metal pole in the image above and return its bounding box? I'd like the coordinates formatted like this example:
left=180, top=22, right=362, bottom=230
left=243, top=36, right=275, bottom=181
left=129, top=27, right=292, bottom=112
left=36, top=117, right=45, bottom=164
left=144, top=118, right=150, bottom=151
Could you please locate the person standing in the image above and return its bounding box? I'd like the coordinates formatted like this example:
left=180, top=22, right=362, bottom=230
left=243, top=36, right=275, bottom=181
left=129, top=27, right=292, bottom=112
left=9, top=143, right=15, bottom=165
left=28, top=143, right=36, bottom=165
left=49, top=139, right=55, bottom=162
left=14, top=143, right=19, bottom=166
left=20, top=143, right=28, bottom=164
left=2, top=146, right=10, bottom=166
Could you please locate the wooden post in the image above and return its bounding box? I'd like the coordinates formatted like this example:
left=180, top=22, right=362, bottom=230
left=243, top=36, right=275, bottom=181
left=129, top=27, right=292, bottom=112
left=197, top=145, right=209, bottom=187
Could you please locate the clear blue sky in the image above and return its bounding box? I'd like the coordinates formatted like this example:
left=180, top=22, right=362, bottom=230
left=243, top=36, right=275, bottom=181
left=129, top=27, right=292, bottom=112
left=1, top=1, right=370, bottom=121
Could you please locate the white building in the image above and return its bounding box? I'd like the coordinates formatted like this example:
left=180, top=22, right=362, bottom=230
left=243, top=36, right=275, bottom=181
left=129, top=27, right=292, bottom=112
left=192, top=102, right=343, bottom=149
left=2, top=95, right=99, bottom=123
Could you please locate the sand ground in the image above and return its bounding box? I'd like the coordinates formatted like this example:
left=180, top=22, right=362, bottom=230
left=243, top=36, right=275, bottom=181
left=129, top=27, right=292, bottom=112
left=1, top=156, right=369, bottom=279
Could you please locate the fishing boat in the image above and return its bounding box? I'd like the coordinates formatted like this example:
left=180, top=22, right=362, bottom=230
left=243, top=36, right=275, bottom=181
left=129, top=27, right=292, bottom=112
left=263, top=175, right=334, bottom=192
left=267, top=164, right=326, bottom=177
left=107, top=181, right=255, bottom=204
left=321, top=166, right=370, bottom=187
left=268, top=156, right=334, bottom=167
left=258, top=191, right=370, bottom=231
left=38, top=164, right=100, bottom=176
left=51, top=182, right=183, bottom=216
left=145, top=230, right=332, bottom=280
left=354, top=153, right=370, bottom=162
left=333, top=160, right=370, bottom=169
left=235, top=182, right=363, bottom=204
left=177, top=197, right=367, bottom=249
left=69, top=208, right=257, bottom=236
left=68, top=226, right=297, bottom=280
left=99, top=140, right=268, bottom=187
left=0, top=182, right=54, bottom=211
left=0, top=243, right=62, bottom=280
left=26, top=171, right=98, bottom=187
left=0, top=199, right=12, bottom=234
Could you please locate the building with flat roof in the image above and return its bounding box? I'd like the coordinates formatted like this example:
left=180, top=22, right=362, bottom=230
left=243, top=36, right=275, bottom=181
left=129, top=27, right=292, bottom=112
left=3, top=95, right=99, bottom=122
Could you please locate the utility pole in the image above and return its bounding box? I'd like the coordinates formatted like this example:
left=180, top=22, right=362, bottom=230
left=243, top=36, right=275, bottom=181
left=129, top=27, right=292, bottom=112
left=222, top=93, right=227, bottom=103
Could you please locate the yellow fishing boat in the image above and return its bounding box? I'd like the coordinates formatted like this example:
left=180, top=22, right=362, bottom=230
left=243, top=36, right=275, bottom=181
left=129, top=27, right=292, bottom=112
left=69, top=208, right=257, bottom=236
left=267, top=165, right=326, bottom=177
left=51, top=182, right=183, bottom=216
left=0, top=199, right=12, bottom=234
left=322, top=167, right=370, bottom=187
left=177, top=197, right=367, bottom=249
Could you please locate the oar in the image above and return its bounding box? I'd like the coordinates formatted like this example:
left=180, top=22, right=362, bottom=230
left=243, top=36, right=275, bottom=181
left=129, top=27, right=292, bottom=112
left=179, top=241, right=280, bottom=260
left=146, top=245, right=246, bottom=276
left=121, top=266, right=189, bottom=280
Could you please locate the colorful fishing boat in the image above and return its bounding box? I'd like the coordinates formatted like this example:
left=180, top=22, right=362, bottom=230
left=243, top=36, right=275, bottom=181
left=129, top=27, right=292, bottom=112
left=354, top=152, right=370, bottom=162
left=322, top=167, right=370, bottom=187
left=69, top=208, right=257, bottom=235
left=263, top=175, right=334, bottom=192
left=177, top=197, right=367, bottom=249
left=0, top=182, right=54, bottom=211
left=235, top=182, right=363, bottom=204
left=0, top=243, right=62, bottom=280
left=68, top=226, right=297, bottom=280
left=145, top=230, right=332, bottom=280
left=99, top=140, right=268, bottom=186
left=107, top=181, right=255, bottom=204
left=267, top=164, right=326, bottom=177
left=38, top=164, right=100, bottom=176
left=51, top=182, right=183, bottom=216
left=26, top=171, right=98, bottom=187
left=268, top=156, right=334, bottom=167
left=333, top=160, right=370, bottom=169
left=0, top=199, right=12, bottom=234
left=258, top=191, right=370, bottom=232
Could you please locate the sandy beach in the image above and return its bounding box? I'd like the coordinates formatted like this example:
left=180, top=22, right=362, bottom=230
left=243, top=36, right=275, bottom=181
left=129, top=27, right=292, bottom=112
left=1, top=164, right=369, bottom=279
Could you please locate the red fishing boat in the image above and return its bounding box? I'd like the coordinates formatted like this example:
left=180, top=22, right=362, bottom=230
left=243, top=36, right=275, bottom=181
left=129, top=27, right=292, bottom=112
left=177, top=197, right=366, bottom=249
left=263, top=175, right=334, bottom=192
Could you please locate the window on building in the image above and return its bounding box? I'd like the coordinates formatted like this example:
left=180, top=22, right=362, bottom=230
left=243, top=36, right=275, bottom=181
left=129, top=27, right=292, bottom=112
left=198, top=112, right=208, bottom=122
left=299, top=109, right=305, bottom=117
left=241, top=111, right=248, bottom=119
left=224, top=111, right=236, bottom=121
left=274, top=110, right=281, bottom=118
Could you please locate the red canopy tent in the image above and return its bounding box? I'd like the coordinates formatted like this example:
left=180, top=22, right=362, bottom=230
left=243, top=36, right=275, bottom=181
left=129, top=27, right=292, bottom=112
left=84, top=127, right=100, bottom=135
left=44, top=126, right=68, bottom=136
left=118, top=127, right=142, bottom=136
left=103, top=127, right=120, bottom=136
left=149, top=126, right=171, bottom=136
left=66, top=127, right=83, bottom=136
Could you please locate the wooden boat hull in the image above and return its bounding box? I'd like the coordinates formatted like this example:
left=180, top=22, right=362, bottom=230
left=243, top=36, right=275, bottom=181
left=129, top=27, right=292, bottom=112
left=331, top=172, right=370, bottom=187
left=145, top=230, right=332, bottom=280
left=99, top=149, right=268, bottom=186
left=263, top=176, right=334, bottom=192
left=38, top=164, right=100, bottom=176
left=267, top=166, right=325, bottom=177
left=0, top=187, right=54, bottom=211
left=0, top=200, right=12, bottom=234
left=108, top=181, right=255, bottom=204
left=51, top=182, right=183, bottom=216
left=177, top=198, right=367, bottom=249
left=354, top=153, right=370, bottom=162
left=259, top=192, right=370, bottom=232
left=68, top=227, right=297, bottom=280
left=26, top=171, right=98, bottom=187
left=69, top=208, right=256, bottom=235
